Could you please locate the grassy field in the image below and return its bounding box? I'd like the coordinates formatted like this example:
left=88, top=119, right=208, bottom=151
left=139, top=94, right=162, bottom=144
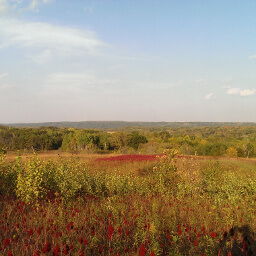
left=1, top=151, right=256, bottom=255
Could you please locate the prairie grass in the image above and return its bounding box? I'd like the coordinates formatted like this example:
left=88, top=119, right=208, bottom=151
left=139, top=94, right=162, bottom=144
left=0, top=152, right=256, bottom=255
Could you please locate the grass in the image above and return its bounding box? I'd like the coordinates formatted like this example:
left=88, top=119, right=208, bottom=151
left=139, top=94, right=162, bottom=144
left=1, top=151, right=256, bottom=255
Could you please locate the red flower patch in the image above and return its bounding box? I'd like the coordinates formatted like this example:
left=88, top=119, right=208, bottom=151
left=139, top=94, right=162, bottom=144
left=139, top=244, right=146, bottom=256
left=107, top=224, right=114, bottom=240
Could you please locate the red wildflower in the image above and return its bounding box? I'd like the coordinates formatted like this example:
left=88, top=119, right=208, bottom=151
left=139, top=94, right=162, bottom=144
left=242, top=241, right=246, bottom=250
left=211, top=232, right=217, bottom=238
left=32, top=249, right=40, bottom=256
left=42, top=241, right=51, bottom=253
left=80, top=251, right=85, bottom=256
left=3, top=238, right=11, bottom=247
left=79, top=237, right=83, bottom=244
left=83, top=239, right=88, bottom=246
left=107, top=224, right=114, bottom=240
left=139, top=244, right=146, bottom=256
left=54, top=245, right=60, bottom=256
left=194, top=238, right=198, bottom=246
left=7, top=250, right=13, bottom=256
left=150, top=251, right=156, bottom=256
left=28, top=228, right=34, bottom=236
left=63, top=244, right=69, bottom=255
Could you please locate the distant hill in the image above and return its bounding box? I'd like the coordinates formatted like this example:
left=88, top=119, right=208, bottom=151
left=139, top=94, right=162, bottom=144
left=2, top=121, right=256, bottom=129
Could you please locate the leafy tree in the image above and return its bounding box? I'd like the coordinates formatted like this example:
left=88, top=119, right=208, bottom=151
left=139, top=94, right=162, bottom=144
left=128, top=132, right=148, bottom=150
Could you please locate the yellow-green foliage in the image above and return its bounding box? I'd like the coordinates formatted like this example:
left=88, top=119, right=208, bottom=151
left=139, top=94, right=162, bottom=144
left=1, top=152, right=256, bottom=255
left=16, top=155, right=46, bottom=203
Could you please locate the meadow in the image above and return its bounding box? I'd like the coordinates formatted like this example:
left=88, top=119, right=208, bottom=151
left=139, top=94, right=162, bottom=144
left=1, top=151, right=256, bottom=255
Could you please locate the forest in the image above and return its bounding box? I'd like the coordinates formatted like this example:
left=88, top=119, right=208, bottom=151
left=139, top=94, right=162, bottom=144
left=0, top=124, right=255, bottom=158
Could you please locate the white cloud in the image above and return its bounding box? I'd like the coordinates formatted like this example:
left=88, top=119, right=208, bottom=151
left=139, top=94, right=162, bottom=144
left=44, top=72, right=113, bottom=93
left=177, top=79, right=184, bottom=86
left=227, top=88, right=240, bottom=95
left=0, top=0, right=9, bottom=15
left=222, top=77, right=233, bottom=83
left=239, top=89, right=256, bottom=96
left=195, top=78, right=206, bottom=86
left=84, top=7, right=93, bottom=13
left=0, top=18, right=105, bottom=55
left=29, top=49, right=52, bottom=64
left=249, top=54, right=256, bottom=59
left=42, top=0, right=54, bottom=3
left=195, top=78, right=204, bottom=84
left=21, top=0, right=54, bottom=13
left=226, top=88, right=255, bottom=96
left=0, top=73, right=8, bottom=78
left=205, top=93, right=215, bottom=100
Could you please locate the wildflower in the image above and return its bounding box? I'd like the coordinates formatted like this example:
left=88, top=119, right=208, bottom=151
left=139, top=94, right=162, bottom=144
left=42, top=241, right=51, bottom=253
left=28, top=228, right=34, bottom=236
left=139, top=244, right=146, bottom=256
left=194, top=238, right=198, bottom=246
left=211, top=232, right=217, bottom=238
left=63, top=244, right=69, bottom=255
left=150, top=251, right=156, bottom=256
left=32, top=249, right=40, bottom=256
left=54, top=245, right=60, bottom=256
left=107, top=224, right=114, bottom=240
left=7, top=250, right=13, bottom=256
left=3, top=238, right=11, bottom=247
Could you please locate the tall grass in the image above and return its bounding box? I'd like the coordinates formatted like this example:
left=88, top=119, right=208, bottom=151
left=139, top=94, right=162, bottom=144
left=0, top=151, right=256, bottom=255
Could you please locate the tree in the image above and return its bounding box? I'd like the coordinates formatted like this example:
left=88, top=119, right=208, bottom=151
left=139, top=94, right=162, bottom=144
left=128, top=132, right=148, bottom=150
left=226, top=147, right=238, bottom=157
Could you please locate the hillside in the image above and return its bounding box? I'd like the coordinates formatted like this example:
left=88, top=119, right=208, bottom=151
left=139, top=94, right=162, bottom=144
left=3, top=121, right=256, bottom=129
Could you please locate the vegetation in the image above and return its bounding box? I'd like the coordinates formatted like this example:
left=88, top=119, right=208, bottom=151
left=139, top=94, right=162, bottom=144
left=4, top=121, right=256, bottom=129
left=0, top=152, right=256, bottom=255
left=0, top=125, right=255, bottom=158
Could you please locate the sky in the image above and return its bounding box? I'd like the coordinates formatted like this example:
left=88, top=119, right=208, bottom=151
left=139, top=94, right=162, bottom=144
left=0, top=0, right=256, bottom=123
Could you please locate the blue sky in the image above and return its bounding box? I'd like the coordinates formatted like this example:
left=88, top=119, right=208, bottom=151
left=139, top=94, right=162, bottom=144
left=0, top=0, right=256, bottom=123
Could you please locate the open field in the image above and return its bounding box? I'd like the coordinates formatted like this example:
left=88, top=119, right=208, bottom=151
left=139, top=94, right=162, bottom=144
left=1, top=152, right=256, bottom=255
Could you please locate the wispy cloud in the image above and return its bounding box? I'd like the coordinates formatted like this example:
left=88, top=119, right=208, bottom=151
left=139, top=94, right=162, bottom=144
left=222, top=77, right=233, bottom=83
left=0, top=0, right=54, bottom=16
left=195, top=78, right=204, bottom=84
left=0, top=73, right=8, bottom=79
left=20, top=0, right=54, bottom=13
left=227, top=88, right=255, bottom=96
left=176, top=79, right=184, bottom=86
left=84, top=7, right=93, bottom=13
left=249, top=54, right=256, bottom=59
left=205, top=93, right=215, bottom=100
left=28, top=49, right=52, bottom=64
left=44, top=72, right=113, bottom=93
left=239, top=89, right=256, bottom=96
left=0, top=18, right=105, bottom=56
left=227, top=88, right=240, bottom=95
left=0, top=0, right=9, bottom=15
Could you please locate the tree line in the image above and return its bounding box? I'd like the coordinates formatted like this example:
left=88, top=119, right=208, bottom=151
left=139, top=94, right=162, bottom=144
left=0, top=125, right=255, bottom=158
